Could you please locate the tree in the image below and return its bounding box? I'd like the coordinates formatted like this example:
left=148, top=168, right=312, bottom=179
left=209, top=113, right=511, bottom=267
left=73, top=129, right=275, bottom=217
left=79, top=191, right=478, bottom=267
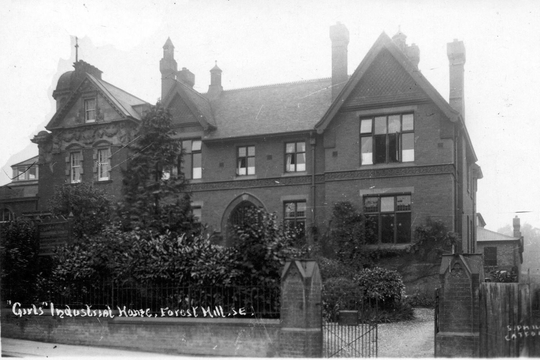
left=48, top=183, right=111, bottom=238
left=119, top=104, right=196, bottom=234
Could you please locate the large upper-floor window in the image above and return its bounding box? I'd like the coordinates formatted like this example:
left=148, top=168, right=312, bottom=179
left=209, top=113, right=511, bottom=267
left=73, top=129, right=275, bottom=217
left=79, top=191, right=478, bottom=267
left=84, top=98, right=96, bottom=123
left=181, top=140, right=202, bottom=180
left=70, top=151, right=83, bottom=183
left=285, top=142, right=306, bottom=172
left=364, top=194, right=411, bottom=244
left=360, top=113, right=414, bottom=165
left=237, top=146, right=255, bottom=176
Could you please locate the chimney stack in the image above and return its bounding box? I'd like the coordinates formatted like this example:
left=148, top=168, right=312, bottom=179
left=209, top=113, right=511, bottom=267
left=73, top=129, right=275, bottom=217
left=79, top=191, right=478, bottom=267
left=329, top=22, right=349, bottom=100
left=447, top=39, right=466, bottom=120
left=513, top=216, right=521, bottom=239
left=208, top=62, right=223, bottom=98
left=160, top=38, right=178, bottom=100
left=177, top=67, right=195, bottom=88
left=392, top=31, right=420, bottom=68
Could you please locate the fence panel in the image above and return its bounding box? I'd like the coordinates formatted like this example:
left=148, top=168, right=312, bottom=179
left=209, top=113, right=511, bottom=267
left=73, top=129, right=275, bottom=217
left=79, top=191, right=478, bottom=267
left=479, top=282, right=540, bottom=357
left=322, top=298, right=378, bottom=358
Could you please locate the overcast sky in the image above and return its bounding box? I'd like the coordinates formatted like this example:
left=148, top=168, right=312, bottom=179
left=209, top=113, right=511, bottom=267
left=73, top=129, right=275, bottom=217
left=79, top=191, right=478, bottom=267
left=1, top=0, right=539, bottom=232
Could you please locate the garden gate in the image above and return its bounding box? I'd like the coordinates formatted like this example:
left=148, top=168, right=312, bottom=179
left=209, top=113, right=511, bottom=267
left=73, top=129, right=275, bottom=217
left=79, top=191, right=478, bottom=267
left=323, top=304, right=378, bottom=357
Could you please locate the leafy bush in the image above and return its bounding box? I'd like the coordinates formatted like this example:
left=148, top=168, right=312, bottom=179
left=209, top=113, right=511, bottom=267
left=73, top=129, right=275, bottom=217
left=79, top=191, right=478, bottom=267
left=48, top=183, right=111, bottom=238
left=322, top=277, right=363, bottom=321
left=325, top=202, right=366, bottom=268
left=414, top=218, right=459, bottom=260
left=229, top=208, right=302, bottom=286
left=354, top=267, right=405, bottom=308
left=317, top=256, right=356, bottom=280
left=489, top=269, right=518, bottom=283
left=0, top=219, right=41, bottom=303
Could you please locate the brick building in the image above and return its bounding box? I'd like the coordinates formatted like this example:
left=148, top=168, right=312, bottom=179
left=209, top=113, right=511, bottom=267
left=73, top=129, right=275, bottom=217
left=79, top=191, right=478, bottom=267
left=1, top=24, right=481, bottom=266
left=476, top=214, right=523, bottom=280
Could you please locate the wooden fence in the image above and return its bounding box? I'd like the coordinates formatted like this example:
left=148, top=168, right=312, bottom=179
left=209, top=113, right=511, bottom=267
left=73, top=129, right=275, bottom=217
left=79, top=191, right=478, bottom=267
left=479, top=282, right=540, bottom=357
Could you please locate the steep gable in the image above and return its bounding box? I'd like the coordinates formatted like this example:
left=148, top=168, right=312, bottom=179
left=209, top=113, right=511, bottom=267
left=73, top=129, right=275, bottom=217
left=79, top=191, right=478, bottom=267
left=162, top=81, right=215, bottom=131
left=316, top=32, right=461, bottom=134
left=344, top=48, right=429, bottom=108
left=46, top=75, right=147, bottom=130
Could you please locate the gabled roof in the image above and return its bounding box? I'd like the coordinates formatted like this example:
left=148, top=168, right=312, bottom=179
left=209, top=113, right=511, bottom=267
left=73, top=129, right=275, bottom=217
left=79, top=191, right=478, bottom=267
left=204, top=78, right=332, bottom=140
left=46, top=74, right=148, bottom=130
left=11, top=155, right=39, bottom=168
left=477, top=227, right=520, bottom=242
left=316, top=32, right=461, bottom=133
left=314, top=31, right=478, bottom=162
left=162, top=81, right=216, bottom=131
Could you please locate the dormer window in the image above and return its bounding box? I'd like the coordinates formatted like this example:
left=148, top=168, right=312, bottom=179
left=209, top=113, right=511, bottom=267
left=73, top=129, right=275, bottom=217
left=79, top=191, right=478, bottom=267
left=85, top=98, right=96, bottom=122
left=13, top=164, right=38, bottom=181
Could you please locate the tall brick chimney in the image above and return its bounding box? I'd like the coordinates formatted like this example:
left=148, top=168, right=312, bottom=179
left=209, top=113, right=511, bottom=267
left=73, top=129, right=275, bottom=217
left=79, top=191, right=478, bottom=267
left=160, top=37, right=177, bottom=100
left=447, top=39, right=466, bottom=119
left=513, top=216, right=521, bottom=238
left=207, top=61, right=223, bottom=98
left=329, top=22, right=349, bottom=101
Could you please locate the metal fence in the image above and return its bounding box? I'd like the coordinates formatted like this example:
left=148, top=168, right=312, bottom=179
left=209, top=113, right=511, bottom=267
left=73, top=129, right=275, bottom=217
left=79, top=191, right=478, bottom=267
left=3, top=280, right=281, bottom=318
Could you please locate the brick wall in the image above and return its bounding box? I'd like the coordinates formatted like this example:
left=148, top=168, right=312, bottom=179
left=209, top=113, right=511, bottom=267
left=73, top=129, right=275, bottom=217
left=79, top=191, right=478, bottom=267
left=1, top=311, right=280, bottom=357
left=435, top=254, right=483, bottom=357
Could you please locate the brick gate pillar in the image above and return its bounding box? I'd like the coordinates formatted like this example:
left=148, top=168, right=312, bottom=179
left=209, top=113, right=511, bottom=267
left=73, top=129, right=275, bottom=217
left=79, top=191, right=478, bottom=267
left=435, top=254, right=484, bottom=357
left=279, top=259, right=322, bottom=357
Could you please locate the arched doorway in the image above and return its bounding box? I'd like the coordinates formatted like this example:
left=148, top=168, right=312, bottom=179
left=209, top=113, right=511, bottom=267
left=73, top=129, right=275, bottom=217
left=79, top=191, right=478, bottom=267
left=220, top=193, right=266, bottom=245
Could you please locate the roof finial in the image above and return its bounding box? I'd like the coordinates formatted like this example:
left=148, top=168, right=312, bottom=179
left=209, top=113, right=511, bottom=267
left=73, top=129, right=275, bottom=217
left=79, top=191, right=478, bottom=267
left=75, top=37, right=79, bottom=62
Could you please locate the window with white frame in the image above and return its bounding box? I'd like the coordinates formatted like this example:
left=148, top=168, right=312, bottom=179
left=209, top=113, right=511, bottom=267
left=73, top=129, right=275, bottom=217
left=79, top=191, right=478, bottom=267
left=285, top=142, right=306, bottom=172
left=237, top=146, right=255, bottom=176
left=192, top=206, right=202, bottom=223
left=360, top=113, right=414, bottom=165
left=97, top=148, right=111, bottom=181
left=364, top=194, right=412, bottom=244
left=84, top=98, right=96, bottom=123
left=70, top=151, right=83, bottom=183
left=180, top=140, right=202, bottom=180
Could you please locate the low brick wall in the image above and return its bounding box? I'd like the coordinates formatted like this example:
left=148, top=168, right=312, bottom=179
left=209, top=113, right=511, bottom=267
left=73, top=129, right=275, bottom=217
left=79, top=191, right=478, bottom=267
left=2, top=309, right=280, bottom=357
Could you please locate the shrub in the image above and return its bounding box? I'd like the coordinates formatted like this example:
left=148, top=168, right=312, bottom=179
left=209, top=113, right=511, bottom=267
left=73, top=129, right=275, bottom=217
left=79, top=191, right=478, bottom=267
left=0, top=219, right=40, bottom=303
left=317, top=256, right=356, bottom=280
left=48, top=183, right=111, bottom=238
left=354, top=267, right=405, bottom=308
left=322, top=277, right=363, bottom=321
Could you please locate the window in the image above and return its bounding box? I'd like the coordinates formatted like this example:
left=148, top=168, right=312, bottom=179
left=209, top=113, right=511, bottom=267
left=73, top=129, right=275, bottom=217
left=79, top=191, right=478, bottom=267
left=192, top=206, right=202, bottom=223
left=70, top=151, right=83, bottom=183
left=484, top=247, right=497, bottom=266
left=84, top=98, right=96, bottom=122
left=360, top=113, right=414, bottom=165
left=97, top=148, right=111, bottom=181
left=181, top=140, right=202, bottom=179
left=237, top=146, right=255, bottom=176
left=13, top=165, right=38, bottom=181
left=284, top=201, right=306, bottom=237
left=364, top=194, right=411, bottom=244
left=230, top=201, right=258, bottom=228
left=285, top=142, right=306, bottom=172
left=1, top=208, right=14, bottom=222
